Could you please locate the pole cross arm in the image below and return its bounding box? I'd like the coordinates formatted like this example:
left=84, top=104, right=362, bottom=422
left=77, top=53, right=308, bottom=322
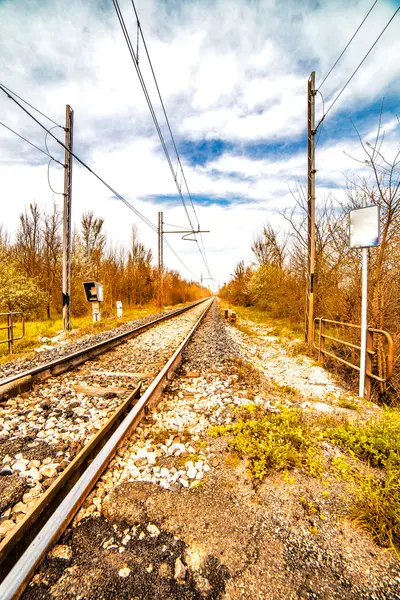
left=162, top=227, right=210, bottom=241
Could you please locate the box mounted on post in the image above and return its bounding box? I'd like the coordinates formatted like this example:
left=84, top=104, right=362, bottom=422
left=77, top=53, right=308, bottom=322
left=83, top=282, right=104, bottom=322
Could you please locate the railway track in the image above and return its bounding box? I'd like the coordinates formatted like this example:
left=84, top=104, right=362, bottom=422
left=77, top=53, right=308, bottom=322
left=0, top=299, right=209, bottom=401
left=0, top=298, right=213, bottom=598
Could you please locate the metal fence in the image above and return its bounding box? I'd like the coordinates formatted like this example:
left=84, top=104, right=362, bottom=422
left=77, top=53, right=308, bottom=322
left=0, top=312, right=25, bottom=354
left=313, top=317, right=393, bottom=399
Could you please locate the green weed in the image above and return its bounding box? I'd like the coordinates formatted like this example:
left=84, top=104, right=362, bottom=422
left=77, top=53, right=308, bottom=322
left=325, top=408, right=400, bottom=468
left=209, top=408, right=318, bottom=479
left=337, top=399, right=359, bottom=411
left=352, top=467, right=400, bottom=550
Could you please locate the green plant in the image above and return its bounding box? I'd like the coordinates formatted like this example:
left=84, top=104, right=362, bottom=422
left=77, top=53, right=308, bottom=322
left=337, top=399, right=359, bottom=411
left=325, top=409, right=400, bottom=468
left=331, top=456, right=356, bottom=481
left=209, top=408, right=317, bottom=479
left=352, top=467, right=400, bottom=550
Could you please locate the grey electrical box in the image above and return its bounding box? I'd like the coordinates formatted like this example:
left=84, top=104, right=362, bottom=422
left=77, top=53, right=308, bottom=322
left=83, top=282, right=104, bottom=303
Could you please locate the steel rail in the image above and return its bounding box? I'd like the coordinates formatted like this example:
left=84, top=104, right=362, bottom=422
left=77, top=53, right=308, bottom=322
left=0, top=383, right=142, bottom=570
left=0, top=298, right=209, bottom=401
left=0, top=298, right=213, bottom=599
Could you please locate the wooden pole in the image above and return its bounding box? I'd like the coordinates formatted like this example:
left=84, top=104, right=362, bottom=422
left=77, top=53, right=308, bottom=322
left=306, top=72, right=316, bottom=344
left=62, top=105, right=74, bottom=331
left=158, top=211, right=163, bottom=308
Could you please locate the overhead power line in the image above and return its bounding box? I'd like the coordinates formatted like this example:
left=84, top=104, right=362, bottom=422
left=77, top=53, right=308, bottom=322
left=316, top=4, right=400, bottom=131
left=130, top=0, right=212, bottom=280
left=0, top=120, right=65, bottom=166
left=112, top=0, right=213, bottom=281
left=0, top=84, right=201, bottom=280
left=0, top=82, right=63, bottom=128
left=318, top=0, right=379, bottom=90
left=0, top=82, right=156, bottom=232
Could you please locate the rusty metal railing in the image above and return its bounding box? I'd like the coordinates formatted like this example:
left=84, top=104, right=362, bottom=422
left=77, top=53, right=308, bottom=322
left=313, top=317, right=393, bottom=399
left=0, top=312, right=25, bottom=354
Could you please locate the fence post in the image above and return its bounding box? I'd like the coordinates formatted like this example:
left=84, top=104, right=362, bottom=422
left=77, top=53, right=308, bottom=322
left=7, top=313, right=14, bottom=355
left=320, top=319, right=326, bottom=365
left=365, top=328, right=373, bottom=400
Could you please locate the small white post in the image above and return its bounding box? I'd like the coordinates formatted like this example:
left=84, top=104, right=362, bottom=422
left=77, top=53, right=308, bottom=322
left=359, top=196, right=368, bottom=398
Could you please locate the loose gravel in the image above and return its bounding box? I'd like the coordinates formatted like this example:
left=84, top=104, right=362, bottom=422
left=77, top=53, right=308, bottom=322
left=0, top=301, right=209, bottom=544
left=22, top=301, right=400, bottom=599
left=0, top=305, right=196, bottom=380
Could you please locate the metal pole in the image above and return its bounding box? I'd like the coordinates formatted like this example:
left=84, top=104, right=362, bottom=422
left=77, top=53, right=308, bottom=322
left=306, top=72, right=316, bottom=344
left=62, top=105, right=74, bottom=331
left=359, top=196, right=368, bottom=397
left=158, top=211, right=163, bottom=308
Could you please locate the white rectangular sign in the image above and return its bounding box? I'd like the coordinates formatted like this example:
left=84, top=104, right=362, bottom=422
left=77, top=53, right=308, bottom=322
left=349, top=205, right=380, bottom=248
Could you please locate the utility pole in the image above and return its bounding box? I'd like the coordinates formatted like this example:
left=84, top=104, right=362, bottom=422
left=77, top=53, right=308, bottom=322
left=158, top=211, right=163, bottom=308
left=62, top=105, right=74, bottom=331
left=306, top=72, right=316, bottom=345
left=359, top=195, right=368, bottom=398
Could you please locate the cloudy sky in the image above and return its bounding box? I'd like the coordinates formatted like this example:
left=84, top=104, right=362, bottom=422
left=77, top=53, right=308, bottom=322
left=0, top=0, right=399, bottom=290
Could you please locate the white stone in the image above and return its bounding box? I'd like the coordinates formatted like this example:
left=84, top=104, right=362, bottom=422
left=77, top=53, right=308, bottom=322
left=118, top=566, right=131, bottom=578
left=147, top=523, right=160, bottom=537
left=187, top=466, right=197, bottom=479
left=39, top=464, right=59, bottom=478
left=49, top=545, right=72, bottom=561
left=174, top=557, right=187, bottom=582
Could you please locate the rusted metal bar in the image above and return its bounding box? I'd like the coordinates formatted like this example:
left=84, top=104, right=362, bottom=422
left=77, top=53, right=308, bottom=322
left=322, top=333, right=360, bottom=351
left=365, top=328, right=373, bottom=399
left=313, top=316, right=393, bottom=391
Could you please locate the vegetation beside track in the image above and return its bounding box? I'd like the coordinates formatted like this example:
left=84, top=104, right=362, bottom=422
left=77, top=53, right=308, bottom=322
left=211, top=400, right=400, bottom=553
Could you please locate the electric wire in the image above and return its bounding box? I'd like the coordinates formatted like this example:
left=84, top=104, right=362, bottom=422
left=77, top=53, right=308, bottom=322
left=318, top=0, right=379, bottom=90
left=164, top=237, right=199, bottom=280
left=0, top=82, right=64, bottom=128
left=0, top=82, right=157, bottom=232
left=47, top=159, right=64, bottom=195
left=316, top=5, right=400, bottom=131
left=0, top=119, right=65, bottom=166
left=112, top=0, right=213, bottom=281
left=130, top=0, right=201, bottom=228
left=130, top=1, right=212, bottom=279
left=0, top=84, right=199, bottom=281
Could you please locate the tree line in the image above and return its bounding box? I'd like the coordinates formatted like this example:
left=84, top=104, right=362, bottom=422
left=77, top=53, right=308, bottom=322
left=0, top=203, right=209, bottom=320
left=220, top=115, right=400, bottom=402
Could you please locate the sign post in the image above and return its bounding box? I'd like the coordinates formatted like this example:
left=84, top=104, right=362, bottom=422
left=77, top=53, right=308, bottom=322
left=83, top=282, right=104, bottom=324
left=349, top=202, right=380, bottom=398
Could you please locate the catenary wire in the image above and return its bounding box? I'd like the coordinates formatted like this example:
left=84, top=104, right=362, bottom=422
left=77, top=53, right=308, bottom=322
left=0, top=120, right=65, bottom=167
left=318, top=0, right=379, bottom=90
left=0, top=82, right=157, bottom=232
left=130, top=0, right=200, bottom=229
left=130, top=1, right=212, bottom=279
left=0, top=84, right=200, bottom=281
left=112, top=0, right=213, bottom=281
left=316, top=5, right=400, bottom=131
